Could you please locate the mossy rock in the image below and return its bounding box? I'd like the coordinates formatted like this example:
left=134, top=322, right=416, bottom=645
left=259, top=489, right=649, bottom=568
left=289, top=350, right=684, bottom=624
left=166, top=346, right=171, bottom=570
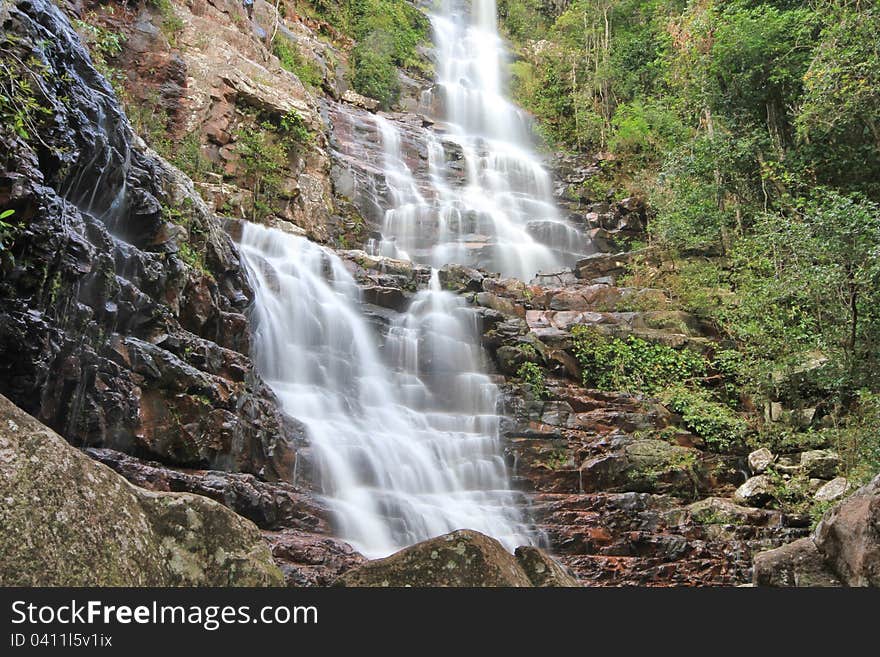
left=334, top=530, right=576, bottom=587
left=0, top=394, right=282, bottom=586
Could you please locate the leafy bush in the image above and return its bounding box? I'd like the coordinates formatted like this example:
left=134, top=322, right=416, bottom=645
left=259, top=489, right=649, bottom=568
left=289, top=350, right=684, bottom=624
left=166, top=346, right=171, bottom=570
left=826, top=390, right=880, bottom=485
left=0, top=209, right=17, bottom=253
left=235, top=123, right=288, bottom=221
left=0, top=39, right=50, bottom=142
left=517, top=362, right=549, bottom=400
left=151, top=0, right=185, bottom=47
left=661, top=386, right=747, bottom=451
left=279, top=110, right=312, bottom=146
left=351, top=32, right=400, bottom=108
left=571, top=325, right=707, bottom=395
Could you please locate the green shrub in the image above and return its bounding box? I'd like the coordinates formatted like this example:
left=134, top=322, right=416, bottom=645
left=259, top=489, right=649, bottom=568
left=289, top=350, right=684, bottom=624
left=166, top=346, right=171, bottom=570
left=661, top=386, right=747, bottom=452
left=0, top=209, right=18, bottom=252
left=272, top=36, right=323, bottom=89
left=236, top=123, right=287, bottom=221
left=279, top=109, right=312, bottom=146
left=571, top=325, right=707, bottom=395
left=0, top=39, right=50, bottom=142
left=351, top=32, right=400, bottom=108
left=825, top=390, right=880, bottom=484
left=151, top=0, right=185, bottom=47
left=517, top=362, right=549, bottom=400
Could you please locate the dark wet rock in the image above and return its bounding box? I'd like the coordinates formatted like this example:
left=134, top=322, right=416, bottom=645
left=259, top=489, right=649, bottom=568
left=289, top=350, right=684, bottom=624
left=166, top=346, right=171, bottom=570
left=265, top=530, right=367, bottom=587
left=85, top=447, right=365, bottom=585
left=0, top=0, right=295, bottom=478
left=438, top=263, right=484, bottom=293
left=86, top=448, right=326, bottom=532
left=362, top=285, right=408, bottom=311
left=0, top=394, right=282, bottom=586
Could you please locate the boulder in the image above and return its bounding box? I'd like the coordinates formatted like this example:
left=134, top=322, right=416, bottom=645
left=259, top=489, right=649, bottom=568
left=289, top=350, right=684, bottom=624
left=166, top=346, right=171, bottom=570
left=748, top=448, right=775, bottom=474
left=814, top=475, right=880, bottom=586
left=800, top=450, right=840, bottom=479
left=754, top=475, right=880, bottom=587
left=753, top=538, right=841, bottom=587
left=688, top=497, right=776, bottom=526
left=814, top=477, right=851, bottom=503
left=334, top=530, right=576, bottom=587
left=0, top=394, right=283, bottom=586
left=514, top=546, right=581, bottom=587
left=734, top=475, right=775, bottom=507
left=579, top=439, right=703, bottom=495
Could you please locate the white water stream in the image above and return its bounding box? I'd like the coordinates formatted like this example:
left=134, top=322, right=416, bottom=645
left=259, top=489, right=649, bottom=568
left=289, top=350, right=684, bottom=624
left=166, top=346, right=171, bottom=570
left=238, top=0, right=582, bottom=557
left=240, top=224, right=533, bottom=557
left=371, top=0, right=584, bottom=280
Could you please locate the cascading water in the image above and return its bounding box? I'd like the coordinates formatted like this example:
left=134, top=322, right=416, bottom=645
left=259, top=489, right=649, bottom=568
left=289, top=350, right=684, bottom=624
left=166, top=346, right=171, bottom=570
left=370, top=0, right=586, bottom=280
left=240, top=223, right=534, bottom=557
left=239, top=0, right=583, bottom=557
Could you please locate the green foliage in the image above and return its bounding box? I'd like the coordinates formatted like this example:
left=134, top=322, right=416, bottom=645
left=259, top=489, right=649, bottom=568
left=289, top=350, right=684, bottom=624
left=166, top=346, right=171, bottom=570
left=826, top=390, right=880, bottom=485
left=234, top=109, right=311, bottom=222
left=236, top=122, right=288, bottom=221
left=170, top=131, right=215, bottom=181
left=344, top=0, right=429, bottom=70
left=609, top=99, right=685, bottom=164
left=0, top=209, right=17, bottom=253
left=727, top=190, right=880, bottom=394
left=73, top=18, right=126, bottom=59
left=351, top=32, right=400, bottom=108
left=661, top=386, right=746, bottom=451
left=518, top=343, right=539, bottom=361
left=279, top=109, right=312, bottom=146
left=71, top=15, right=129, bottom=99
left=0, top=43, right=50, bottom=142
left=162, top=203, right=208, bottom=274
left=517, top=362, right=548, bottom=400
left=300, top=0, right=429, bottom=108
left=272, top=36, right=323, bottom=88
left=571, top=325, right=707, bottom=395
left=570, top=326, right=749, bottom=450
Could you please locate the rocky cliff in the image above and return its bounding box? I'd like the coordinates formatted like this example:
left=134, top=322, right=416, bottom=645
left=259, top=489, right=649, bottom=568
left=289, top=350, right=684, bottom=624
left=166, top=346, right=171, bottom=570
left=0, top=0, right=297, bottom=480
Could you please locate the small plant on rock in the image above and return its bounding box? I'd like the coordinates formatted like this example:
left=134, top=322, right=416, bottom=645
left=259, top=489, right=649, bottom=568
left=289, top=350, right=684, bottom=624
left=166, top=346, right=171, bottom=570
left=517, top=362, right=549, bottom=400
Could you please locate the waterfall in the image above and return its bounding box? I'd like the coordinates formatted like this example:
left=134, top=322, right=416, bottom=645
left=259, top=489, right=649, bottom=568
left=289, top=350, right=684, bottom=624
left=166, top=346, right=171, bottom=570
left=240, top=223, right=534, bottom=557
left=238, top=1, right=584, bottom=557
left=370, top=0, right=586, bottom=280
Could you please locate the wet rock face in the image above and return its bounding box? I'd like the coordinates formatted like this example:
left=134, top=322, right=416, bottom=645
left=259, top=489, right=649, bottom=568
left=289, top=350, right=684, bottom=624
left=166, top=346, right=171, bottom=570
left=334, top=530, right=579, bottom=587
left=0, top=0, right=296, bottom=479
left=0, top=394, right=282, bottom=586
